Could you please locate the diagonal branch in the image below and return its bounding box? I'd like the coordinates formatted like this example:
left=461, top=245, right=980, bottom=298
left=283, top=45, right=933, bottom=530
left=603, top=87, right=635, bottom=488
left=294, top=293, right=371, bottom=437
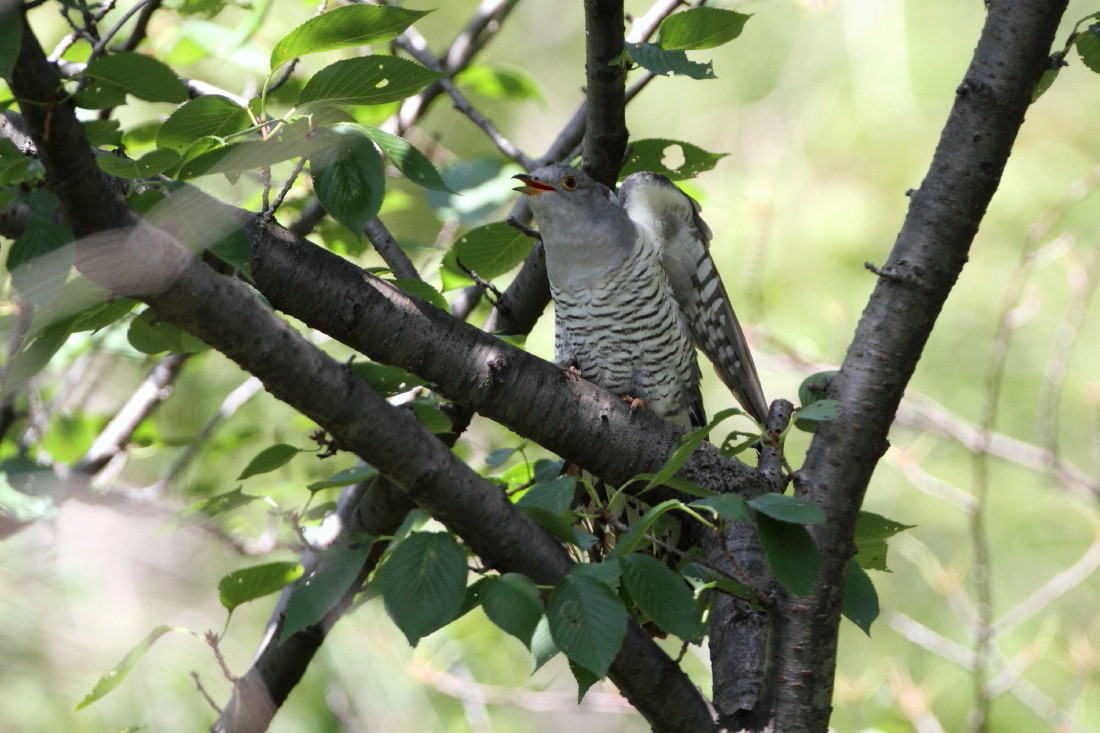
left=774, top=2, right=1069, bottom=730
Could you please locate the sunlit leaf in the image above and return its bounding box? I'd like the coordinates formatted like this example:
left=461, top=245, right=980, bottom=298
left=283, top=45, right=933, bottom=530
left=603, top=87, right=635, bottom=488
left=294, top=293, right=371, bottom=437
left=622, top=42, right=715, bottom=80
left=1076, top=24, right=1100, bottom=74
left=456, top=63, right=543, bottom=102
left=794, top=399, right=840, bottom=433
left=391, top=278, right=448, bottom=311
left=447, top=222, right=533, bottom=282
left=218, top=561, right=303, bottom=612
left=96, top=148, right=181, bottom=179
left=798, top=371, right=836, bottom=410
left=76, top=626, right=189, bottom=709
left=358, top=124, right=454, bottom=192
left=237, top=443, right=302, bottom=480
left=658, top=7, right=751, bottom=51
left=156, top=96, right=252, bottom=151
left=307, top=463, right=378, bottom=491
left=298, top=56, right=442, bottom=107
left=619, top=138, right=727, bottom=181
left=271, top=6, right=431, bottom=70
left=311, top=124, right=385, bottom=235
left=82, top=52, right=187, bottom=103
left=853, top=511, right=913, bottom=572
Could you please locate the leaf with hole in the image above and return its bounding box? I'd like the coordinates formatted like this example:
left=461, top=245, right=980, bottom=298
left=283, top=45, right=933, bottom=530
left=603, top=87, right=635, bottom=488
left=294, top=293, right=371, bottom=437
left=622, top=42, right=715, bottom=80
left=299, top=56, right=442, bottom=107
left=82, top=52, right=187, bottom=103
left=619, top=138, right=727, bottom=181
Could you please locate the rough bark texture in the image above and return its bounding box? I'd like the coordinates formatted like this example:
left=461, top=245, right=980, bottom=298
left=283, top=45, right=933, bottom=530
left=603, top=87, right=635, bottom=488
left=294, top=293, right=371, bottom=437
left=582, top=0, right=629, bottom=185
left=773, top=2, right=1068, bottom=730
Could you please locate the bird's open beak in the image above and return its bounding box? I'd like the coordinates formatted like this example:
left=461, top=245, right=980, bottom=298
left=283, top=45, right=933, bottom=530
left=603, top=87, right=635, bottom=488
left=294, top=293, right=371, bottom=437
left=512, top=174, right=555, bottom=196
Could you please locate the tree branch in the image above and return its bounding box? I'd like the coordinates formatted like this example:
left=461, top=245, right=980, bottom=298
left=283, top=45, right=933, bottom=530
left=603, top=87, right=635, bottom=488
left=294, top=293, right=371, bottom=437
left=775, top=2, right=1069, bottom=730
left=582, top=0, right=628, bottom=186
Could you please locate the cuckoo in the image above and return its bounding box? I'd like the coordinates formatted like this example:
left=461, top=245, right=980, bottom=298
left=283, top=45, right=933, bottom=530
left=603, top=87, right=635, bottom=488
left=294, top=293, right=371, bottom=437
left=513, top=165, right=768, bottom=432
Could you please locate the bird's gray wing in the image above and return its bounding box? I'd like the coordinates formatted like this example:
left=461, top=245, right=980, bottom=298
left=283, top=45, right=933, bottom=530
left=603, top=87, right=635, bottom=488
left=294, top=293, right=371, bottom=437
left=619, top=172, right=769, bottom=423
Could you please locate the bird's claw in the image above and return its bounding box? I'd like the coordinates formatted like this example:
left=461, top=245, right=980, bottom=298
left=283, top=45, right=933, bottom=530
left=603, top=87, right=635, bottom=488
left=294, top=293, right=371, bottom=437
left=622, top=395, right=646, bottom=413
left=565, top=365, right=582, bottom=379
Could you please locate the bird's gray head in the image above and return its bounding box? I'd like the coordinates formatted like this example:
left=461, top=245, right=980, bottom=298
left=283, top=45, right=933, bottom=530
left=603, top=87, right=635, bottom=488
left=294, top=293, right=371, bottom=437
left=513, top=165, right=637, bottom=291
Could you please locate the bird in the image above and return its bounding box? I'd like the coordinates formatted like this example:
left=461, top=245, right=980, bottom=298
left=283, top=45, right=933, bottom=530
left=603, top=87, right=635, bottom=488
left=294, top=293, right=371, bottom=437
left=513, top=164, right=768, bottom=432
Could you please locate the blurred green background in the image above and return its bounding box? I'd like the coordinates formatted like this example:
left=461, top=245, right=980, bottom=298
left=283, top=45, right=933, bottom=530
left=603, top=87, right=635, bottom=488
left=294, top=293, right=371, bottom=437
left=2, top=0, right=1099, bottom=731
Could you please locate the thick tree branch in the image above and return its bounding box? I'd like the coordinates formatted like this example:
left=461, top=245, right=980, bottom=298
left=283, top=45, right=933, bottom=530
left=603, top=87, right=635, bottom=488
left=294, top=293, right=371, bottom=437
left=776, top=2, right=1068, bottom=730
left=582, top=0, right=628, bottom=186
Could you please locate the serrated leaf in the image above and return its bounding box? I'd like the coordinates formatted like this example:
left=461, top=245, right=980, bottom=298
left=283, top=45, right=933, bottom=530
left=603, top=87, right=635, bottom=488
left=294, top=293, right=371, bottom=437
left=756, top=515, right=821, bottom=597
left=842, top=559, right=878, bottom=634
left=619, top=138, right=727, bottom=181
left=280, top=538, right=373, bottom=642
left=96, top=148, right=181, bottom=179
left=271, top=6, right=431, bottom=70
left=530, top=615, right=559, bottom=671
left=218, top=561, right=303, bottom=612
left=854, top=511, right=913, bottom=572
left=311, top=124, right=385, bottom=236
left=409, top=399, right=453, bottom=435
left=798, top=370, right=836, bottom=409
left=156, top=96, right=252, bottom=151
left=547, top=573, right=627, bottom=678
left=356, top=124, right=453, bottom=192
left=299, top=56, right=442, bottom=107
left=623, top=42, right=714, bottom=80
left=82, top=52, right=187, bottom=103
left=795, top=399, right=840, bottom=432
left=690, top=493, right=751, bottom=522
left=608, top=498, right=683, bottom=557
left=516, top=476, right=576, bottom=516
left=307, top=463, right=378, bottom=491
left=749, top=494, right=825, bottom=525
left=570, top=556, right=622, bottom=589
left=237, top=443, right=302, bottom=480
left=75, top=626, right=186, bottom=709
left=381, top=532, right=468, bottom=645
left=570, top=660, right=600, bottom=702
left=621, top=553, right=704, bottom=642
left=1077, top=24, right=1100, bottom=74
left=456, top=63, right=543, bottom=102
left=391, top=278, right=448, bottom=311
left=658, top=7, right=751, bottom=51
left=480, top=573, right=543, bottom=649
left=449, top=222, right=534, bottom=281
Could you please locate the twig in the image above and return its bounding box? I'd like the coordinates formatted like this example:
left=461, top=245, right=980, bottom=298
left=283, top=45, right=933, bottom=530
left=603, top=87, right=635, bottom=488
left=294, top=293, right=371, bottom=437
left=364, top=218, right=420, bottom=281
left=454, top=257, right=502, bottom=306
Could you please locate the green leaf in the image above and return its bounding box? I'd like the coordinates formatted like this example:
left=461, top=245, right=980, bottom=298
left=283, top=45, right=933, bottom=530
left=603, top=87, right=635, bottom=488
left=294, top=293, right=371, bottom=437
left=798, top=370, right=836, bottom=409
left=358, top=124, right=453, bottom=192
left=658, top=7, right=751, bottom=51
left=381, top=531, right=469, bottom=645
left=447, top=222, right=533, bottom=282
left=391, top=278, right=448, bottom=311
left=163, top=487, right=260, bottom=530
left=83, top=119, right=124, bottom=147
left=126, top=307, right=209, bottom=355
left=70, top=298, right=138, bottom=333
left=748, top=494, right=825, bottom=525
left=1076, top=24, right=1100, bottom=74
left=854, top=511, right=913, bottom=572
left=156, top=96, right=252, bottom=151
left=842, top=559, right=879, bottom=634
left=520, top=506, right=598, bottom=550
left=0, top=138, right=32, bottom=185
left=608, top=498, right=682, bottom=557
left=456, top=63, right=543, bottom=102
left=1032, top=68, right=1059, bottom=102
left=6, top=190, right=74, bottom=307
left=73, top=78, right=128, bottom=110
left=271, top=6, right=431, bottom=70
left=680, top=561, right=755, bottom=602
left=0, top=458, right=65, bottom=523
left=516, top=476, right=576, bottom=516
left=547, top=573, right=628, bottom=678
left=794, top=399, right=840, bottom=432
left=3, top=321, right=71, bottom=397
left=621, top=553, right=704, bottom=643
left=75, top=626, right=186, bottom=709
left=479, top=573, right=543, bottom=649
left=622, top=42, right=715, bottom=80
left=530, top=615, right=559, bottom=671
left=690, top=493, right=751, bottom=522
left=533, top=458, right=564, bottom=483
left=307, top=463, right=378, bottom=491
left=280, top=538, right=373, bottom=642
left=178, top=135, right=331, bottom=179
left=237, top=443, right=302, bottom=480
left=145, top=181, right=254, bottom=279
left=96, top=148, right=181, bottom=179
left=643, top=407, right=739, bottom=491
left=311, top=124, right=385, bottom=235
left=82, top=52, right=187, bottom=103
left=348, top=362, right=428, bottom=395
left=298, top=56, right=442, bottom=107
left=218, top=561, right=303, bottom=613
left=409, top=399, right=453, bottom=435
left=486, top=445, right=522, bottom=468
left=756, top=515, right=821, bottom=597
left=569, top=659, right=600, bottom=701
left=619, top=138, right=727, bottom=181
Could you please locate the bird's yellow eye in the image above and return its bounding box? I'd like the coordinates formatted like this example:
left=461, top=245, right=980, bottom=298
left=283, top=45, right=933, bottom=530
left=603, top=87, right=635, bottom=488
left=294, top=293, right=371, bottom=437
left=561, top=174, right=577, bottom=190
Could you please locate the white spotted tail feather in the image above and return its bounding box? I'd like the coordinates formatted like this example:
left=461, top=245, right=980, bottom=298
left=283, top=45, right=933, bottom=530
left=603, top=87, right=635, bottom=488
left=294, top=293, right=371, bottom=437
left=618, top=171, right=769, bottom=424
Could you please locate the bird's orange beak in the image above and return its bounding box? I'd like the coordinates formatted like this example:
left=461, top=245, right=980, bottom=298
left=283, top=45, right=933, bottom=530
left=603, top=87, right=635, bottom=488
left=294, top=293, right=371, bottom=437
left=513, top=174, right=555, bottom=196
